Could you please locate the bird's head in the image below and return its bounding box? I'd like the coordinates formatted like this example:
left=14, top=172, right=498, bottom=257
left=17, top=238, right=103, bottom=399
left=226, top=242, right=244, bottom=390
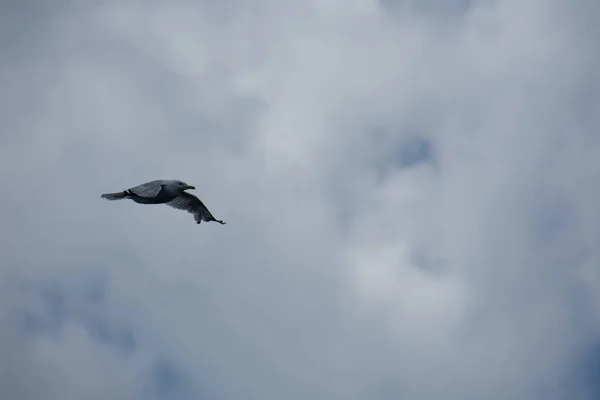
left=173, top=180, right=195, bottom=192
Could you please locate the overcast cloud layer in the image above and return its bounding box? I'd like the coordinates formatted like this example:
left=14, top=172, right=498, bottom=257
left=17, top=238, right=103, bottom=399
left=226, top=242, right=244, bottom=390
left=1, top=0, right=599, bottom=399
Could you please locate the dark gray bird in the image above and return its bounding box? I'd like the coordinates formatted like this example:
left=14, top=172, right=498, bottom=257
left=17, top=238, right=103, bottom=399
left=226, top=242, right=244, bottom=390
left=101, top=179, right=226, bottom=225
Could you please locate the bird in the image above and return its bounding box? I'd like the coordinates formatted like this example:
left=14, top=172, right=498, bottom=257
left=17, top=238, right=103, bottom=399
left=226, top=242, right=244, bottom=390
left=101, top=179, right=226, bottom=225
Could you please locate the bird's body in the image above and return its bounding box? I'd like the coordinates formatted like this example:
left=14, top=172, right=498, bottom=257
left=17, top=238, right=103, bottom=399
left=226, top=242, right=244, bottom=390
left=101, top=179, right=226, bottom=225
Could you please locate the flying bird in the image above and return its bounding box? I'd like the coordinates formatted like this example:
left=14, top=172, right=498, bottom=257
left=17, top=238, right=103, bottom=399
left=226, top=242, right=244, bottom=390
left=101, top=179, right=226, bottom=225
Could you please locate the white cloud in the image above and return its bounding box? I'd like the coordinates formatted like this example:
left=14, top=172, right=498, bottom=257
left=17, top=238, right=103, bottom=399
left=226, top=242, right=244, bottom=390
left=1, top=0, right=599, bottom=399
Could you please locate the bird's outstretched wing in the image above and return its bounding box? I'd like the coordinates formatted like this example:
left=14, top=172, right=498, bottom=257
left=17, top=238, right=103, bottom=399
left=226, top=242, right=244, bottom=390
left=128, top=180, right=166, bottom=198
left=166, top=192, right=226, bottom=224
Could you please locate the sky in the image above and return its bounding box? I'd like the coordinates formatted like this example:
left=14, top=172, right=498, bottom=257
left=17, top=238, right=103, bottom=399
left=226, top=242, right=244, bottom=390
left=0, top=0, right=599, bottom=399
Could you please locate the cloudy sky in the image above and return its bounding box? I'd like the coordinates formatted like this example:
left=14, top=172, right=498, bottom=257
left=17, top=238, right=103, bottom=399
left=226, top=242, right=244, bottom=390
left=1, top=0, right=599, bottom=399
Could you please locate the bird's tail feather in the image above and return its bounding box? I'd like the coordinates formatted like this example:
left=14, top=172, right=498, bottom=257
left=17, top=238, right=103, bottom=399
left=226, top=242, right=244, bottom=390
left=101, top=191, right=128, bottom=200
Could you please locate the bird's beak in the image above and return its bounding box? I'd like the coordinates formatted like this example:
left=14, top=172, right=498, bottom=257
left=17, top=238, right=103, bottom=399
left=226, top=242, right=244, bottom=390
left=184, top=185, right=195, bottom=190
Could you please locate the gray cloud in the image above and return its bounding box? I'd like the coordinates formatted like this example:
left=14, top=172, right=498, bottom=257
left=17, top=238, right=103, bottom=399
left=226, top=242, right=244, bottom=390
left=1, top=0, right=599, bottom=399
